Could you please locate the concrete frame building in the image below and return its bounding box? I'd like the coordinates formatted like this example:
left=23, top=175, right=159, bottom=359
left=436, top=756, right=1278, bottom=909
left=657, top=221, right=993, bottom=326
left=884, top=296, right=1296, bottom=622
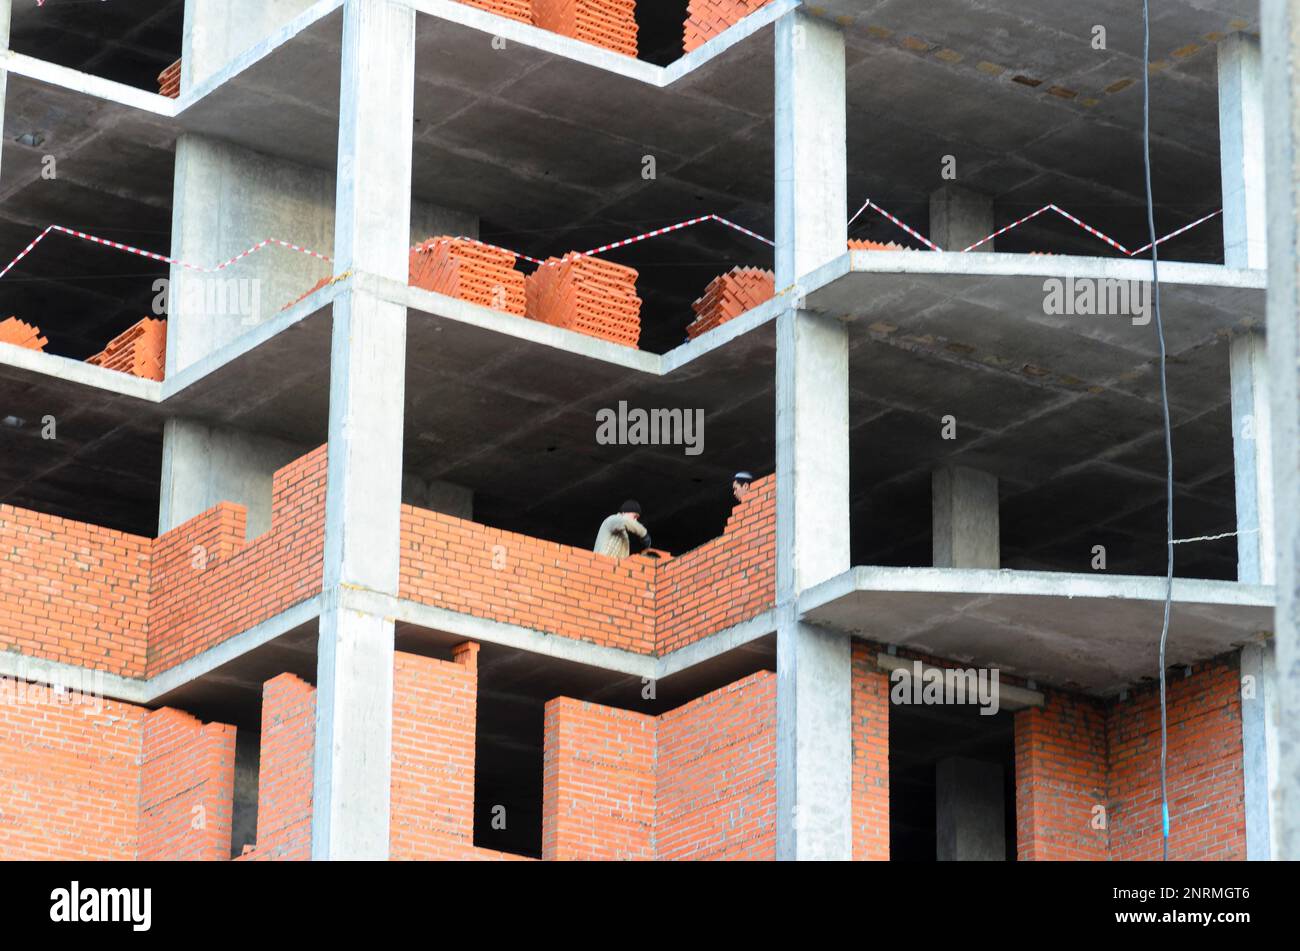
left=0, top=0, right=1294, bottom=861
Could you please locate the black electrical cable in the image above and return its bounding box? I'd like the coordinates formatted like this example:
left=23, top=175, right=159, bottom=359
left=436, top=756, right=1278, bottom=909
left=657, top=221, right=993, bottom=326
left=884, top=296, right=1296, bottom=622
left=1141, top=0, right=1174, bottom=862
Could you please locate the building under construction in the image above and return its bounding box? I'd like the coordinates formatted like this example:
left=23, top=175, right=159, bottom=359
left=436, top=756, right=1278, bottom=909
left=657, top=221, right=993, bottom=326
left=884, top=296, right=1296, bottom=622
left=0, top=0, right=1295, bottom=861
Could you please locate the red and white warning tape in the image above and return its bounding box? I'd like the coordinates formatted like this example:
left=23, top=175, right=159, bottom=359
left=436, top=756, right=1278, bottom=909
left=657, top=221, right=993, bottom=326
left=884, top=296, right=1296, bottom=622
left=0, top=225, right=332, bottom=281
left=850, top=199, right=943, bottom=251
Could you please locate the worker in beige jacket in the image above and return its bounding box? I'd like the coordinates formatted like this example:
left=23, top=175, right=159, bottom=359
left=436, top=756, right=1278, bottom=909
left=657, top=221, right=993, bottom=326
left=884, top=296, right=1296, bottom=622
left=593, top=500, right=651, bottom=559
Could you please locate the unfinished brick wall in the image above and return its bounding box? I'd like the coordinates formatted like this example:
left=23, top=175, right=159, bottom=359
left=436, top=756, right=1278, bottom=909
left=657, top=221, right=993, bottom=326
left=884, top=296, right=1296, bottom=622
left=0, top=682, right=240, bottom=861
left=852, top=642, right=890, bottom=860
left=148, top=445, right=327, bottom=674
left=401, top=506, right=658, bottom=653
left=238, top=673, right=316, bottom=861
left=1014, top=656, right=1245, bottom=861
left=656, top=671, right=777, bottom=860
left=542, top=671, right=780, bottom=860
left=0, top=504, right=151, bottom=677
left=542, top=697, right=658, bottom=860
left=1015, top=690, right=1110, bottom=860
left=1106, top=657, right=1245, bottom=860
left=655, top=474, right=775, bottom=653
left=137, top=707, right=237, bottom=861
left=0, top=686, right=145, bottom=859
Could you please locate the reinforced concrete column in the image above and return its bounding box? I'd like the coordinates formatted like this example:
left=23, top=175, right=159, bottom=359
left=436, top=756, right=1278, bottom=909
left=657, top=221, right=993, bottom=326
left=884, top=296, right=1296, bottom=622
left=311, top=0, right=414, bottom=861
left=936, top=757, right=1006, bottom=861
left=1, top=0, right=11, bottom=185
left=929, top=185, right=994, bottom=254
left=182, top=0, right=318, bottom=92
left=1231, top=333, right=1275, bottom=584
left=1219, top=32, right=1266, bottom=271
left=932, top=465, right=999, bottom=569
left=1263, top=2, right=1300, bottom=859
left=773, top=10, right=852, bottom=862
left=1241, top=642, right=1278, bottom=860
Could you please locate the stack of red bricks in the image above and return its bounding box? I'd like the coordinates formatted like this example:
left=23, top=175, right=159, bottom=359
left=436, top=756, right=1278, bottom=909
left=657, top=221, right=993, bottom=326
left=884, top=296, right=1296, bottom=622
left=685, top=267, right=774, bottom=340
left=455, top=0, right=533, bottom=22
left=410, top=237, right=527, bottom=316
left=683, top=0, right=771, bottom=53
left=280, top=276, right=332, bottom=312
left=534, top=0, right=638, bottom=57
left=847, top=239, right=911, bottom=251
left=85, top=318, right=167, bottom=381
left=526, top=254, right=642, bottom=347
left=157, top=59, right=181, bottom=98
left=0, top=317, right=48, bottom=351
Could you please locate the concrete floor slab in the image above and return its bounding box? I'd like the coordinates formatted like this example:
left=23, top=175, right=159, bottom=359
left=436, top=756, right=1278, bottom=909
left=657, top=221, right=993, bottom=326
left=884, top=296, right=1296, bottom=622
left=800, top=565, right=1272, bottom=694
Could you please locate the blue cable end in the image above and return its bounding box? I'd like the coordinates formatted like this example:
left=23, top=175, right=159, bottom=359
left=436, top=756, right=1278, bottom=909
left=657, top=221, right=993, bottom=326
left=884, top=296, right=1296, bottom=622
left=1162, top=804, right=1170, bottom=836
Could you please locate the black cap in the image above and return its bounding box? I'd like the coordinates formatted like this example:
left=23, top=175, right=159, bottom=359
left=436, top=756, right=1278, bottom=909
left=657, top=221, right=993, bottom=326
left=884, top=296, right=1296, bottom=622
left=733, top=471, right=754, bottom=484
left=620, top=499, right=642, bottom=514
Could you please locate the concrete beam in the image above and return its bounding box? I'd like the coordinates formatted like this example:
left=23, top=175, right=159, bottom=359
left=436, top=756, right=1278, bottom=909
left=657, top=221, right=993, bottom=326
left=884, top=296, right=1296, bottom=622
left=929, top=185, right=994, bottom=253
left=0, top=0, right=10, bottom=185
left=1262, top=2, right=1300, bottom=859
left=774, top=10, right=846, bottom=289
left=1220, top=32, right=1267, bottom=270
left=932, top=465, right=1000, bottom=569
left=312, top=0, right=415, bottom=861
left=1231, top=332, right=1274, bottom=584
left=936, top=757, right=1006, bottom=861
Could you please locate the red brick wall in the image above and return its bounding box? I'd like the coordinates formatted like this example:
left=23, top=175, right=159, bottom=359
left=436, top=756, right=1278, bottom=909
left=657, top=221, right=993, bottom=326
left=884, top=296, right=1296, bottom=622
left=656, top=671, right=776, bottom=860
left=391, top=646, right=477, bottom=859
left=138, top=707, right=237, bottom=860
left=0, top=505, right=150, bottom=677
left=401, top=506, right=658, bottom=654
left=1106, top=657, right=1245, bottom=861
left=656, top=475, right=775, bottom=653
left=542, top=697, right=657, bottom=860
left=0, top=685, right=144, bottom=859
left=543, top=671, right=780, bottom=861
left=238, top=673, right=316, bottom=861
left=149, top=447, right=327, bottom=674
left=1015, top=690, right=1110, bottom=860
left=852, top=642, right=890, bottom=860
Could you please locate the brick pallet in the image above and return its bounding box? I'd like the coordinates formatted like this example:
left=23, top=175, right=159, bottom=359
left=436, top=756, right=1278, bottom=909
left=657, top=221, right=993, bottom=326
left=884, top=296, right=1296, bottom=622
left=533, top=0, right=638, bottom=57
left=410, top=237, right=527, bottom=316
left=454, top=0, right=533, bottom=22
left=526, top=253, right=641, bottom=347
left=684, top=0, right=771, bottom=53
left=85, top=318, right=167, bottom=381
left=0, top=317, right=48, bottom=351
left=157, top=59, right=181, bottom=99
left=686, top=266, right=774, bottom=340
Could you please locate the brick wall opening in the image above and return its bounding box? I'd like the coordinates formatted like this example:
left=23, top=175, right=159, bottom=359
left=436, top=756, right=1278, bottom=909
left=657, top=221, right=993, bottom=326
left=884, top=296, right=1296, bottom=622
left=889, top=697, right=1017, bottom=861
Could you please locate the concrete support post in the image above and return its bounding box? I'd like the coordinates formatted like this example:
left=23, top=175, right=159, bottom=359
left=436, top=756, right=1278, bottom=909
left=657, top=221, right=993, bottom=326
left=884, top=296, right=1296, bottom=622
left=1231, top=333, right=1275, bottom=584
left=774, top=10, right=846, bottom=289
left=932, top=465, right=1000, bottom=569
left=1219, top=32, right=1267, bottom=270
left=182, top=0, right=318, bottom=92
left=929, top=185, right=994, bottom=254
left=0, top=0, right=11, bottom=186
left=1241, top=642, right=1278, bottom=860
left=773, top=10, right=852, bottom=862
left=311, top=0, right=415, bottom=861
left=1262, top=3, right=1300, bottom=859
left=936, top=757, right=1006, bottom=861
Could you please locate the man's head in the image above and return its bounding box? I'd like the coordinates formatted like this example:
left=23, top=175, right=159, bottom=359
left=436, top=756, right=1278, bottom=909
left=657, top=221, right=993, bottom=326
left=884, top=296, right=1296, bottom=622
left=732, top=471, right=754, bottom=503
left=620, top=499, right=642, bottom=521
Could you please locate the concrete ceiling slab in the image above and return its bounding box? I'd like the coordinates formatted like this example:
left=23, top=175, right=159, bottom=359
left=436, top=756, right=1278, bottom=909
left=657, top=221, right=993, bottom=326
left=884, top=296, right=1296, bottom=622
left=800, top=565, right=1272, bottom=695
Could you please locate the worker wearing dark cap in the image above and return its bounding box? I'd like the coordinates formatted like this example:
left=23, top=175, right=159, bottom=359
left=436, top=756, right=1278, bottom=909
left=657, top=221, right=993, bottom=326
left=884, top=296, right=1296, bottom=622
left=732, top=471, right=754, bottom=504
left=594, top=500, right=651, bottom=559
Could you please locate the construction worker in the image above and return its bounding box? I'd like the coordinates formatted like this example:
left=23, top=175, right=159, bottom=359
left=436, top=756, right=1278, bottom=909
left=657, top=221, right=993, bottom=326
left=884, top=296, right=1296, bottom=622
left=732, top=471, right=754, bottom=504
left=594, top=500, right=651, bottom=559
